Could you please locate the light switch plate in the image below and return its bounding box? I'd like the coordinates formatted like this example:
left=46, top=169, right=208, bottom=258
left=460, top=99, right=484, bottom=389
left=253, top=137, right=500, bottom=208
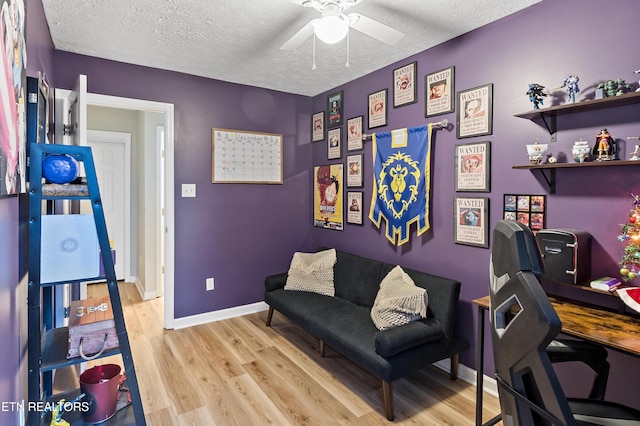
left=182, top=184, right=196, bottom=198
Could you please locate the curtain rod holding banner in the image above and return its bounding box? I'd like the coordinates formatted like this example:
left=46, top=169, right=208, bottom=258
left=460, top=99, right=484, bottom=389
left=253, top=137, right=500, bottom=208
left=362, top=119, right=450, bottom=141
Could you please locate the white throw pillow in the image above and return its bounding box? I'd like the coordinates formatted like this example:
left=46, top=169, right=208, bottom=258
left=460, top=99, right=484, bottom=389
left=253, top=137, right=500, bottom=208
left=371, top=265, right=428, bottom=330
left=284, top=249, right=337, bottom=297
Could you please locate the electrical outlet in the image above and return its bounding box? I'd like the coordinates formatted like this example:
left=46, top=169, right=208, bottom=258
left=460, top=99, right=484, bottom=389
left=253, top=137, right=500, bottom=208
left=182, top=183, right=196, bottom=198
left=206, top=277, right=214, bottom=291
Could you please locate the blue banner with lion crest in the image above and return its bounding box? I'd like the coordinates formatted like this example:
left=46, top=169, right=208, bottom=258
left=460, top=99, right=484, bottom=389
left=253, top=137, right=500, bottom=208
left=369, top=124, right=432, bottom=245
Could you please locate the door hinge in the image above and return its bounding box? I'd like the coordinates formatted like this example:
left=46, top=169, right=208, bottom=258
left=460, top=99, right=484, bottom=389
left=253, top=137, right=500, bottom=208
left=63, top=124, right=74, bottom=136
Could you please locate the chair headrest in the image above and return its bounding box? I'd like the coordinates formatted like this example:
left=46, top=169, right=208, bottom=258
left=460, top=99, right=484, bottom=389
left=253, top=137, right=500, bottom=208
left=491, top=220, right=545, bottom=284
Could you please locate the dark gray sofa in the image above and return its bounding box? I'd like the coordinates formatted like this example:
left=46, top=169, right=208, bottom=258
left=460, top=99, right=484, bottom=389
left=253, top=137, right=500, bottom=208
left=264, top=248, right=469, bottom=420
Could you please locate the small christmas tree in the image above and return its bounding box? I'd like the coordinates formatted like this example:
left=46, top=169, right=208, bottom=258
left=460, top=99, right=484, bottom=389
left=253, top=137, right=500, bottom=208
left=618, top=194, right=640, bottom=281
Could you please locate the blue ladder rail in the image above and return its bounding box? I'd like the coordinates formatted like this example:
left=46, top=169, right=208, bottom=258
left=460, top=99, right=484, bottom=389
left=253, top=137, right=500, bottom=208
left=27, top=143, right=146, bottom=426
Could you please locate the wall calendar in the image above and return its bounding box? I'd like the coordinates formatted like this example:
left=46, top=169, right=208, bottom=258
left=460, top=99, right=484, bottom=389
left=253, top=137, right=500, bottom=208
left=212, top=128, right=283, bottom=184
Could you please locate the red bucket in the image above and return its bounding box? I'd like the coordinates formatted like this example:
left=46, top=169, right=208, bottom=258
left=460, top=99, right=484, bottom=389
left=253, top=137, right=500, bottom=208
left=79, top=364, right=121, bottom=423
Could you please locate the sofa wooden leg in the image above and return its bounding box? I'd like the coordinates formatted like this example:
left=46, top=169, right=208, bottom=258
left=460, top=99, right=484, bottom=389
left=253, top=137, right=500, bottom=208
left=450, top=353, right=460, bottom=380
left=319, top=340, right=325, bottom=357
left=383, top=381, right=394, bottom=421
left=265, top=307, right=274, bottom=326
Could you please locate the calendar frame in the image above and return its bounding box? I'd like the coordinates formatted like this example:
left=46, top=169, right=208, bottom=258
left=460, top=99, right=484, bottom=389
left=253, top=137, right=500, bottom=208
left=212, top=128, right=283, bottom=184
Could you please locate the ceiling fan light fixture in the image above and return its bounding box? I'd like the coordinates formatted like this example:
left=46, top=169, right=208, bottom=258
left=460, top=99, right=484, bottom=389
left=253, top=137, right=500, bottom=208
left=314, top=14, right=349, bottom=44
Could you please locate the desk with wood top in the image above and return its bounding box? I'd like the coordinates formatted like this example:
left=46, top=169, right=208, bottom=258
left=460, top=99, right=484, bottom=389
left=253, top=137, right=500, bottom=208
left=473, top=295, right=640, bottom=426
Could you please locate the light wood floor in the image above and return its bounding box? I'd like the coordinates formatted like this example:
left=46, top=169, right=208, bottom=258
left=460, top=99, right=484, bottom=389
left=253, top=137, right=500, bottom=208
left=60, top=282, right=502, bottom=425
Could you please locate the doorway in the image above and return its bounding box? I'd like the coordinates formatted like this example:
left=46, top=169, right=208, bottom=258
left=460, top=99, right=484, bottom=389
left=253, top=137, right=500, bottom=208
left=87, top=94, right=175, bottom=329
left=55, top=80, right=176, bottom=329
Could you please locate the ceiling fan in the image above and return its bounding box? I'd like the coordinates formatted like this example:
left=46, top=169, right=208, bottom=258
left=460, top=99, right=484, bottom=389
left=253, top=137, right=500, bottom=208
left=281, top=0, right=404, bottom=50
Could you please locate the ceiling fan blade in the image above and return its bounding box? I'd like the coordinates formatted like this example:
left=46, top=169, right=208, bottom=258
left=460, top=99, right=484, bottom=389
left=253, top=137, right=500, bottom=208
left=280, top=19, right=317, bottom=50
left=348, top=13, right=404, bottom=45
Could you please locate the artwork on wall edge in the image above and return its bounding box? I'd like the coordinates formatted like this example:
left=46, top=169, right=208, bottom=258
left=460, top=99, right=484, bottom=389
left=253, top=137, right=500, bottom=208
left=327, top=90, right=344, bottom=126
left=327, top=127, right=342, bottom=160
left=425, top=66, right=454, bottom=117
left=314, top=164, right=344, bottom=231
left=393, top=61, right=417, bottom=108
left=346, top=116, right=364, bottom=151
left=346, top=191, right=364, bottom=225
left=0, top=0, right=27, bottom=197
left=454, top=141, right=490, bottom=192
left=346, top=153, right=363, bottom=187
left=368, top=88, right=388, bottom=129
left=454, top=196, right=489, bottom=248
left=312, top=111, right=325, bottom=142
left=456, top=83, right=493, bottom=139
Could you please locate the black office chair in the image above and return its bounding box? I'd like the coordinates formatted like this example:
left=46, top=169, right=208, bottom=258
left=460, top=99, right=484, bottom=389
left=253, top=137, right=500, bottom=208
left=490, top=219, right=609, bottom=401
left=489, top=219, right=640, bottom=425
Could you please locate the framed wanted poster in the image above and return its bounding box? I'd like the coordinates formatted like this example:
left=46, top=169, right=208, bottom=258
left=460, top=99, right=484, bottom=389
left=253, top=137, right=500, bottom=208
left=455, top=141, right=490, bottom=192
left=454, top=197, right=489, bottom=248
left=425, top=66, right=454, bottom=117
left=368, top=89, right=388, bottom=129
left=456, top=83, right=493, bottom=139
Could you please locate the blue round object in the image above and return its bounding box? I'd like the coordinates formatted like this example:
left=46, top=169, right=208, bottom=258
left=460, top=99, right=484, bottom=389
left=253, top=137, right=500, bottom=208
left=42, top=154, right=79, bottom=184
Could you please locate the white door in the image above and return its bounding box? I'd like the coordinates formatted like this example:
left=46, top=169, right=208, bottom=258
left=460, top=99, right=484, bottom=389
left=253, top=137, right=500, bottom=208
left=84, top=131, right=131, bottom=281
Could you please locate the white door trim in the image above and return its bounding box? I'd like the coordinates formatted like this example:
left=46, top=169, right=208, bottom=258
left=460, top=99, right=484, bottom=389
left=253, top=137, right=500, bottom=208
left=87, top=129, right=132, bottom=282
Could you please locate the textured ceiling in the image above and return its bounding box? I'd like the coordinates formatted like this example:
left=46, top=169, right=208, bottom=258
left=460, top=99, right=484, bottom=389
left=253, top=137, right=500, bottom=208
left=42, top=0, right=541, bottom=97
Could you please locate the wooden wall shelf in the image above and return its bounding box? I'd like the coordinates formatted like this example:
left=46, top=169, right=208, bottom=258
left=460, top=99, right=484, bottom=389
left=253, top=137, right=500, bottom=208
left=515, top=91, right=640, bottom=120
left=512, top=160, right=640, bottom=193
left=514, top=91, right=640, bottom=138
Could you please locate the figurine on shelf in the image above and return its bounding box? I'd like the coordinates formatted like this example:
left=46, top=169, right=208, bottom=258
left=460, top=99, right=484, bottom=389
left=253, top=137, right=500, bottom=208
left=526, top=142, right=548, bottom=164
left=572, top=139, right=591, bottom=163
left=635, top=69, right=640, bottom=92
left=597, top=79, right=632, bottom=97
left=562, top=75, right=580, bottom=103
left=628, top=137, right=640, bottom=160
left=526, top=83, right=547, bottom=109
left=592, top=128, right=616, bottom=161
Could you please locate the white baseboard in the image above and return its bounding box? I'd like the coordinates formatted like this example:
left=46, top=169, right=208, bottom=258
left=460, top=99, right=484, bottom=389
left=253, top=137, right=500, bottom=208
left=172, top=301, right=270, bottom=329
left=433, top=359, right=498, bottom=397
left=134, top=277, right=157, bottom=301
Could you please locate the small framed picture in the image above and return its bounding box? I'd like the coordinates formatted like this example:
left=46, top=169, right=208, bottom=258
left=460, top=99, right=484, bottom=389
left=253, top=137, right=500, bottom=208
left=327, top=90, right=344, bottom=126
left=504, top=193, right=546, bottom=233
left=368, top=89, right=388, bottom=129
left=347, top=116, right=364, bottom=151
left=346, top=191, right=364, bottom=225
left=425, top=66, right=454, bottom=117
left=393, top=61, right=417, bottom=108
left=328, top=127, right=342, bottom=160
left=456, top=83, right=493, bottom=139
left=517, top=195, right=530, bottom=211
left=454, top=197, right=489, bottom=248
left=454, top=141, right=490, bottom=192
left=312, top=111, right=325, bottom=142
left=504, top=194, right=517, bottom=211
left=346, top=154, right=363, bottom=187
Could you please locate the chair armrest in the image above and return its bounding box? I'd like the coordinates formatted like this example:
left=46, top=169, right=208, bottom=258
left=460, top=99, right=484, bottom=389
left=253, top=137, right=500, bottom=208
left=374, top=319, right=444, bottom=358
left=265, top=273, right=288, bottom=292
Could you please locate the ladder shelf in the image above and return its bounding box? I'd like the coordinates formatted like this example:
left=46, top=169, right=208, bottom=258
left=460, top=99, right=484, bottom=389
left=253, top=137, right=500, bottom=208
left=27, top=143, right=146, bottom=426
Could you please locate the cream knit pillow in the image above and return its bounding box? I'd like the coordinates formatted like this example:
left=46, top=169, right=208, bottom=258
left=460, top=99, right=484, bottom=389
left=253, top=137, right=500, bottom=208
left=371, top=265, right=428, bottom=330
left=284, top=249, right=337, bottom=297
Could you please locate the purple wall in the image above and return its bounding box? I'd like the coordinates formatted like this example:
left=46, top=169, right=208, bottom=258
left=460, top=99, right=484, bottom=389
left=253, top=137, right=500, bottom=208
left=52, top=53, right=315, bottom=318
left=17, top=0, right=640, bottom=414
left=311, top=0, right=640, bottom=407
